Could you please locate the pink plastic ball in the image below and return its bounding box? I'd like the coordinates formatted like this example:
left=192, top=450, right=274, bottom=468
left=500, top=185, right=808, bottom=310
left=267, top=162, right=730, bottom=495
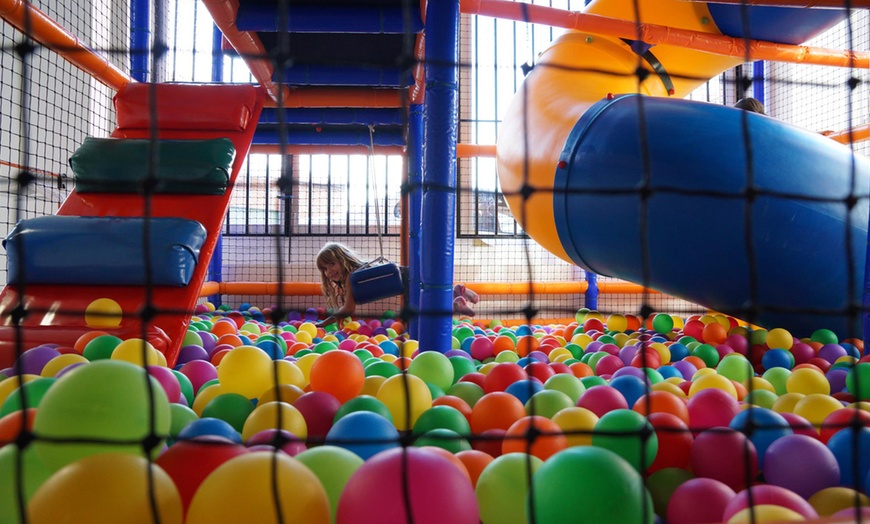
left=667, top=477, right=735, bottom=524
left=690, top=428, right=758, bottom=491
left=722, top=485, right=819, bottom=522
left=577, top=385, right=629, bottom=418
left=337, top=447, right=479, bottom=524
left=686, top=388, right=740, bottom=434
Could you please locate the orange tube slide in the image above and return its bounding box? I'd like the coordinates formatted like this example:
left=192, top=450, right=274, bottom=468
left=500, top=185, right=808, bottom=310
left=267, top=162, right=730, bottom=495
left=199, top=280, right=657, bottom=297
left=461, top=0, right=869, bottom=68
left=0, top=0, right=133, bottom=90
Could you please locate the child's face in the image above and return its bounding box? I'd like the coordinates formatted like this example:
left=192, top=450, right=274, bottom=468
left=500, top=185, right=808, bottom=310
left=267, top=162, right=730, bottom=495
left=320, top=260, right=345, bottom=283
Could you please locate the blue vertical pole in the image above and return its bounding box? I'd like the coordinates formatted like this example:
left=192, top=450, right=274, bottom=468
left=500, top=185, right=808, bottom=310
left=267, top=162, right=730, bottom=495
left=408, top=104, right=424, bottom=340
left=419, top=0, right=459, bottom=352
left=752, top=60, right=765, bottom=106
left=130, top=0, right=151, bottom=81
left=208, top=25, right=225, bottom=307
left=585, top=272, right=598, bottom=311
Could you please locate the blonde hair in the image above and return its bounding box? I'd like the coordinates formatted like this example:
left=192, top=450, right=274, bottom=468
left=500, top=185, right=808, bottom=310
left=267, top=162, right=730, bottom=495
left=316, top=242, right=365, bottom=310
left=734, top=97, right=765, bottom=115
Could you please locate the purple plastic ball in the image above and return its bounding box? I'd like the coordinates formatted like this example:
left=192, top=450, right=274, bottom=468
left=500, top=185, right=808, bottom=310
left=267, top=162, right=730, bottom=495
left=14, top=345, right=62, bottom=375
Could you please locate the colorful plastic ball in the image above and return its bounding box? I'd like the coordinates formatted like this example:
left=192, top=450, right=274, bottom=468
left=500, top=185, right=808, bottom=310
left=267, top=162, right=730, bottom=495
left=29, top=453, right=180, bottom=524
left=501, top=415, right=567, bottom=461
left=524, top=389, right=574, bottom=419
left=690, top=428, right=758, bottom=491
left=413, top=405, right=471, bottom=437
left=408, top=351, right=455, bottom=392
left=592, top=408, right=658, bottom=472
left=177, top=417, right=242, bottom=444
left=178, top=360, right=218, bottom=396
left=667, top=477, right=735, bottom=524
left=154, top=436, right=248, bottom=512
left=325, top=411, right=399, bottom=460
left=787, top=367, right=830, bottom=395
left=762, top=348, right=794, bottom=370
left=0, top=444, right=53, bottom=524
left=13, top=346, right=61, bottom=376
left=647, top=412, right=693, bottom=474
left=0, top=377, right=55, bottom=417
left=820, top=408, right=870, bottom=444
left=241, top=401, right=307, bottom=442
left=687, top=388, right=740, bottom=433
left=846, top=363, right=870, bottom=400
left=309, top=350, right=365, bottom=403
left=217, top=346, right=274, bottom=399
left=469, top=391, right=527, bottom=435
left=295, top=445, right=365, bottom=522
left=543, top=373, right=585, bottom=404
left=818, top=343, right=848, bottom=364
left=371, top=371, right=432, bottom=427
left=333, top=394, right=393, bottom=424
left=84, top=298, right=123, bottom=328
left=549, top=406, right=597, bottom=447
left=729, top=408, right=793, bottom=468
left=578, top=385, right=629, bottom=418
left=763, top=433, right=839, bottom=499
left=186, top=451, right=330, bottom=524
left=530, top=446, right=653, bottom=524
left=765, top=328, right=794, bottom=351
left=482, top=362, right=528, bottom=394
left=504, top=379, right=544, bottom=405
left=723, top=485, right=819, bottom=522
left=476, top=452, right=543, bottom=524
left=199, top=393, right=254, bottom=433
left=293, top=391, right=342, bottom=442
left=827, top=426, right=870, bottom=491
left=32, top=360, right=170, bottom=472
left=726, top=504, right=805, bottom=523
left=808, top=486, right=870, bottom=517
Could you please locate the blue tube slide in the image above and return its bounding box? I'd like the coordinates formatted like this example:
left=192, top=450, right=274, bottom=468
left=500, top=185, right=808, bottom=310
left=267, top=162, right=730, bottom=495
left=253, top=127, right=404, bottom=146
left=234, top=4, right=423, bottom=34
left=129, top=0, right=150, bottom=81
left=707, top=5, right=848, bottom=45
left=259, top=108, right=405, bottom=126
left=554, top=94, right=870, bottom=340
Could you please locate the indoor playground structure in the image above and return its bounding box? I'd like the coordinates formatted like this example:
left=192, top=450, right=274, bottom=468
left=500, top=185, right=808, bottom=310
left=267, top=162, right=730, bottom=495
left=3, top=0, right=870, bottom=523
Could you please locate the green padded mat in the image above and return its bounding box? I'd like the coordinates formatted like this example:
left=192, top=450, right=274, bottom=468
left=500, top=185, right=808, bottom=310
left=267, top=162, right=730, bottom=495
left=70, top=137, right=236, bottom=195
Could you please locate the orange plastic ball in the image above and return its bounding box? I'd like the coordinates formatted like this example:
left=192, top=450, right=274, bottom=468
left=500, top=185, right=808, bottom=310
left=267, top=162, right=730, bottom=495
left=308, top=350, right=364, bottom=404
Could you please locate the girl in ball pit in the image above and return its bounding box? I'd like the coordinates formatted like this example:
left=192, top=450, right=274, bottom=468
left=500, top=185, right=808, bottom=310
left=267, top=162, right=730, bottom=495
left=314, top=242, right=479, bottom=328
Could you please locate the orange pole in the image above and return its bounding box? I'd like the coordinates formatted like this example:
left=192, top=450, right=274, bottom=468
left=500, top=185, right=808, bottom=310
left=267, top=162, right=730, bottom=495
left=265, top=87, right=406, bottom=108
left=686, top=0, right=870, bottom=6
left=828, top=124, right=870, bottom=145
left=461, top=0, right=870, bottom=69
left=457, top=144, right=497, bottom=158
left=410, top=33, right=427, bottom=105
left=0, top=0, right=133, bottom=91
left=199, top=280, right=657, bottom=297
left=201, top=0, right=289, bottom=103
left=249, top=144, right=405, bottom=156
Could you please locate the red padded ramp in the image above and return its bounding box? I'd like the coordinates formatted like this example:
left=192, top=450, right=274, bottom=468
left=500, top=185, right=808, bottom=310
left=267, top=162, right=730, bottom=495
left=0, top=83, right=266, bottom=368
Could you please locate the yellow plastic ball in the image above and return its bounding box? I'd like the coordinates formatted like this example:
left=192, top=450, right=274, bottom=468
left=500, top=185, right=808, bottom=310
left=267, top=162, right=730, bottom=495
left=111, top=338, right=159, bottom=367
left=361, top=375, right=387, bottom=397
left=41, top=354, right=88, bottom=378
left=274, top=359, right=306, bottom=388
left=551, top=406, right=598, bottom=447
left=217, top=346, right=275, bottom=399
left=0, top=374, right=38, bottom=407
left=192, top=384, right=223, bottom=416
left=571, top=333, right=594, bottom=348
left=688, top=372, right=738, bottom=399
left=808, top=487, right=870, bottom=517
left=651, top=381, right=687, bottom=398
left=28, top=453, right=182, bottom=524
left=766, top=328, right=794, bottom=350
left=298, top=322, right=318, bottom=338
left=793, top=394, right=843, bottom=429
left=295, top=353, right=319, bottom=383
left=400, top=340, right=418, bottom=358
left=606, top=314, right=627, bottom=333
left=186, top=452, right=329, bottom=524
left=241, top=401, right=308, bottom=441
left=726, top=505, right=804, bottom=523
left=771, top=392, right=805, bottom=414
left=376, top=373, right=432, bottom=431
left=295, top=330, right=314, bottom=345
left=786, top=368, right=831, bottom=396
left=84, top=298, right=123, bottom=328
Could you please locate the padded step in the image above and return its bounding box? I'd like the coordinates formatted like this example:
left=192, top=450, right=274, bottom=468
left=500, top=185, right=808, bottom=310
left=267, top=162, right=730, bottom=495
left=70, top=137, right=235, bottom=195
left=4, top=215, right=207, bottom=286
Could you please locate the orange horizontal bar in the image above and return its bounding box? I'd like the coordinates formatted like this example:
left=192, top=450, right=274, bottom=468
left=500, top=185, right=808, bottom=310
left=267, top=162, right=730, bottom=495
left=0, top=0, right=133, bottom=91
left=828, top=124, right=870, bottom=145
left=461, top=0, right=869, bottom=69
left=685, top=0, right=870, bottom=6
left=457, top=144, right=497, bottom=158
left=200, top=280, right=658, bottom=297
left=266, top=87, right=406, bottom=109
left=249, top=144, right=405, bottom=156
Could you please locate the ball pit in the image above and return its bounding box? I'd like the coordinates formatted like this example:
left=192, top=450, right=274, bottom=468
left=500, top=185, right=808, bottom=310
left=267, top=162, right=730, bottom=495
left=4, top=305, right=870, bottom=523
